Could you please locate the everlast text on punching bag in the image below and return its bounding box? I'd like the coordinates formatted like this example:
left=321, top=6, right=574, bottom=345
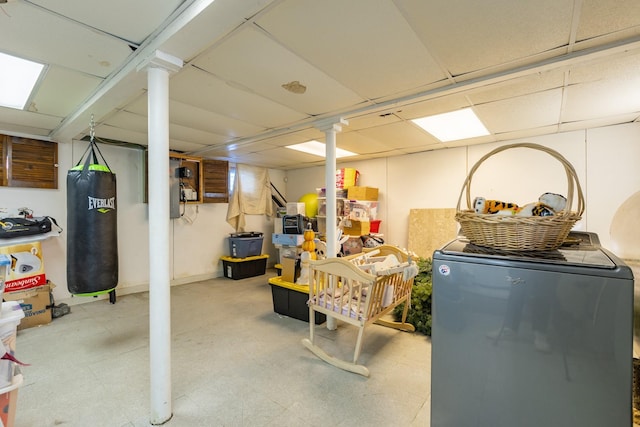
left=67, top=139, right=118, bottom=295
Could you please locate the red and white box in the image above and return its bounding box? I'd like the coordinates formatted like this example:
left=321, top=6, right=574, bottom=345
left=0, top=242, right=46, bottom=293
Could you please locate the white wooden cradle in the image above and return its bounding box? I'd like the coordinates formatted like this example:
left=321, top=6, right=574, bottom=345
left=301, top=245, right=417, bottom=377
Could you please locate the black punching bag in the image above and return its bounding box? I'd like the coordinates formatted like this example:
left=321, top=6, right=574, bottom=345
left=67, top=140, right=118, bottom=295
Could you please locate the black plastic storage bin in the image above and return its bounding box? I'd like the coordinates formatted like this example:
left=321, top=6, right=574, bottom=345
left=221, top=255, right=268, bottom=280
left=268, top=277, right=326, bottom=324
left=228, top=232, right=264, bottom=258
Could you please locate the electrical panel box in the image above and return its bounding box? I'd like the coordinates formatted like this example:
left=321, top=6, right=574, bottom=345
left=169, top=158, right=181, bottom=218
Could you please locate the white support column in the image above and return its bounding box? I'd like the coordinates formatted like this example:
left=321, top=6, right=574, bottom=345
left=138, top=51, right=183, bottom=426
left=316, top=117, right=348, bottom=331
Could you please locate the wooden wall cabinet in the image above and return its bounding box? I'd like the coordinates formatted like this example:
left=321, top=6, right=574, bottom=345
left=145, top=151, right=229, bottom=205
left=1, top=135, right=58, bottom=189
left=170, top=152, right=203, bottom=204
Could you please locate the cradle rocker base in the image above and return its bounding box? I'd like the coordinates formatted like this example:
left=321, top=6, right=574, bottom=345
left=374, top=317, right=416, bottom=332
left=301, top=337, right=370, bottom=377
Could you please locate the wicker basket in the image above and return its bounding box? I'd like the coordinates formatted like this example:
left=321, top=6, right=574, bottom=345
left=455, top=143, right=584, bottom=251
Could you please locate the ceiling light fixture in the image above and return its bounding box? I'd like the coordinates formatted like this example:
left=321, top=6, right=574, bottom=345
left=0, top=51, right=45, bottom=110
left=286, top=140, right=357, bottom=158
left=411, top=107, right=490, bottom=142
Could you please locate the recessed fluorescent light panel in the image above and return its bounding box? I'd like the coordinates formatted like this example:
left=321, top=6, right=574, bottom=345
left=0, top=52, right=45, bottom=110
left=285, top=140, right=357, bottom=158
left=412, top=108, right=490, bottom=142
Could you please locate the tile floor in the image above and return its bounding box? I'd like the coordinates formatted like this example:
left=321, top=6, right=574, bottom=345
left=13, top=269, right=432, bottom=426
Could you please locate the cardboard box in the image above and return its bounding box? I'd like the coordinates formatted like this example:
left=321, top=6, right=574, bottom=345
left=336, top=168, right=359, bottom=189
left=280, top=256, right=300, bottom=283
left=4, top=283, right=52, bottom=330
left=0, top=242, right=46, bottom=292
left=342, top=219, right=370, bottom=236
left=286, top=202, right=306, bottom=216
left=278, top=246, right=303, bottom=264
left=347, top=186, right=378, bottom=201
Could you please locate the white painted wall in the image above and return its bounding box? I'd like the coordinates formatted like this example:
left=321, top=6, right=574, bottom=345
left=2, top=122, right=637, bottom=305
left=286, top=123, right=640, bottom=259
left=0, top=139, right=283, bottom=305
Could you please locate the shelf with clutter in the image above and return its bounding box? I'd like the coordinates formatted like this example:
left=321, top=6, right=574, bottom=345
left=269, top=172, right=392, bottom=325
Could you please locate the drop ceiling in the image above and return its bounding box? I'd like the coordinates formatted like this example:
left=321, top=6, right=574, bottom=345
left=1, top=0, right=639, bottom=169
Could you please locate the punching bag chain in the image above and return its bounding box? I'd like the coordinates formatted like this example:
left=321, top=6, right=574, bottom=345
left=89, top=113, right=96, bottom=143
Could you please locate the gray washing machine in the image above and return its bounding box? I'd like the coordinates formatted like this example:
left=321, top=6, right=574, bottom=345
left=431, top=232, right=633, bottom=427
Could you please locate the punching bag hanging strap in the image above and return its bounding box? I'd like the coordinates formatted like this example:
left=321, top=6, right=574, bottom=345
left=75, top=115, right=113, bottom=173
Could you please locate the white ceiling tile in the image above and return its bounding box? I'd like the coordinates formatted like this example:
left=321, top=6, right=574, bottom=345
left=169, top=124, right=228, bottom=146
left=466, top=72, right=566, bottom=104
left=396, top=0, right=574, bottom=76
left=167, top=139, right=210, bottom=153
left=559, top=113, right=640, bottom=133
left=0, top=123, right=53, bottom=138
left=577, top=0, right=640, bottom=42
left=162, top=0, right=276, bottom=61
left=0, top=2, right=132, bottom=78
left=395, top=96, right=471, bottom=121
left=194, top=26, right=366, bottom=115
left=475, top=89, right=563, bottom=134
left=563, top=77, right=640, bottom=122
left=568, top=53, right=640, bottom=84
left=256, top=0, right=446, bottom=100
left=213, top=148, right=325, bottom=169
left=348, top=150, right=410, bottom=161
left=33, top=67, right=102, bottom=117
left=95, top=124, right=149, bottom=146
left=338, top=131, right=407, bottom=155
left=257, top=129, right=324, bottom=148
left=345, top=112, right=403, bottom=131
left=104, top=110, right=148, bottom=134
left=169, top=67, right=309, bottom=128
left=358, top=121, right=441, bottom=148
left=27, top=0, right=186, bottom=44
left=169, top=101, right=265, bottom=139
left=493, top=125, right=560, bottom=142
left=0, top=108, right=62, bottom=134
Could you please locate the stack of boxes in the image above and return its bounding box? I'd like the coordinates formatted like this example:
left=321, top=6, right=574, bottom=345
left=342, top=186, right=379, bottom=235
left=220, top=232, right=268, bottom=280
left=272, top=201, right=307, bottom=282
left=269, top=201, right=326, bottom=324
left=341, top=186, right=380, bottom=255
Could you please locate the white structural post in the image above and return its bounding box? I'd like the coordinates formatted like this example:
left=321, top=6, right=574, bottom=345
left=138, top=51, right=183, bottom=425
left=316, top=118, right=348, bottom=331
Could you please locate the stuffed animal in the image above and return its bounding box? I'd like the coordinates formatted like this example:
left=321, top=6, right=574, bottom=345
left=474, top=193, right=567, bottom=217
left=516, top=202, right=555, bottom=217
left=296, top=251, right=311, bottom=285
left=539, top=192, right=567, bottom=213
left=473, top=197, right=520, bottom=215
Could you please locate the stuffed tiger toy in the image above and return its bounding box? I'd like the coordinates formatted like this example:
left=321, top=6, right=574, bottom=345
left=473, top=197, right=520, bottom=215
left=474, top=193, right=566, bottom=217
left=516, top=202, right=554, bottom=217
